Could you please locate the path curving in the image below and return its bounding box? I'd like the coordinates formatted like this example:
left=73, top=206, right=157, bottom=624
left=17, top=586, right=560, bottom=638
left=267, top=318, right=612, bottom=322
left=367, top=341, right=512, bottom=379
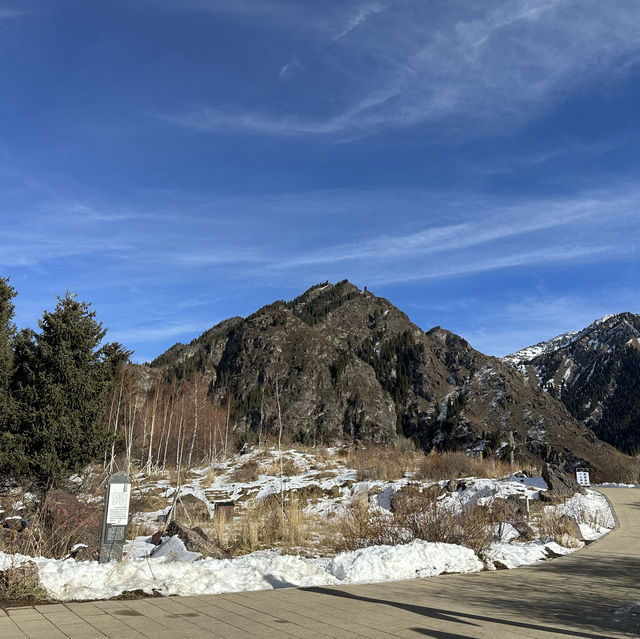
left=1, top=487, right=638, bottom=638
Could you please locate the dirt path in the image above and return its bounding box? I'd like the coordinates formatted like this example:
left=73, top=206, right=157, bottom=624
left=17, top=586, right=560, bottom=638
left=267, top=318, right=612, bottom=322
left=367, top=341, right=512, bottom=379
left=1, top=487, right=638, bottom=638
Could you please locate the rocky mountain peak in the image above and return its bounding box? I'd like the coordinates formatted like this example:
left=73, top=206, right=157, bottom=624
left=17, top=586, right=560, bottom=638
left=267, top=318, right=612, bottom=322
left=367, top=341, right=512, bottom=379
left=145, top=283, right=634, bottom=478
left=503, top=312, right=640, bottom=454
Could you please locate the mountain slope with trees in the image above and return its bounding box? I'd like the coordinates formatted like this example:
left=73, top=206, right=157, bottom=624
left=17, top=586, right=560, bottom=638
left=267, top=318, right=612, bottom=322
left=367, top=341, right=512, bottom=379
left=505, top=313, right=640, bottom=454
left=149, top=281, right=635, bottom=480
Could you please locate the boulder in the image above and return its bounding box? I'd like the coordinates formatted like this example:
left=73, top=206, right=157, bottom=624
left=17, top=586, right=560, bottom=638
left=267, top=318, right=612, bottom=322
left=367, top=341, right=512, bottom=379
left=542, top=463, right=585, bottom=497
left=492, top=496, right=525, bottom=518
left=559, top=514, right=585, bottom=541
left=150, top=530, right=164, bottom=546
left=164, top=521, right=231, bottom=559
left=176, top=494, right=210, bottom=522
left=505, top=518, right=535, bottom=540
left=2, top=516, right=27, bottom=532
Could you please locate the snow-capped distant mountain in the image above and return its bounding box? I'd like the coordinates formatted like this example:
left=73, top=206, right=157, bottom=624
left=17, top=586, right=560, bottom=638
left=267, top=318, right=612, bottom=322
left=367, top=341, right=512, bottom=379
left=504, top=314, right=616, bottom=367
left=503, top=313, right=640, bottom=454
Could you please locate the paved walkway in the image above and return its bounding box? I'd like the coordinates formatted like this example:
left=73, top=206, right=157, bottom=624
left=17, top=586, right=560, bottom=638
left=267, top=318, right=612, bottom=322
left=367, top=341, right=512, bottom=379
left=1, top=487, right=638, bottom=638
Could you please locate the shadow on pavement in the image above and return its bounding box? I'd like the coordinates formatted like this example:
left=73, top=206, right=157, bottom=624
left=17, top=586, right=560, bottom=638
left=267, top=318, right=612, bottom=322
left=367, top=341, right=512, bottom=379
left=303, top=566, right=636, bottom=639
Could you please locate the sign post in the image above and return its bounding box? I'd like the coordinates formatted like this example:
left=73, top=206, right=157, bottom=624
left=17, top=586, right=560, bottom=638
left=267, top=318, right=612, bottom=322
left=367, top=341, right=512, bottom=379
left=99, top=472, right=131, bottom=563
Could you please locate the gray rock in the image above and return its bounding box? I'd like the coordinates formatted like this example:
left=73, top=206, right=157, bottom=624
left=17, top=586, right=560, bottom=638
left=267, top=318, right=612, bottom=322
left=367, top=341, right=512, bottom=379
left=164, top=520, right=231, bottom=559
left=542, top=463, right=586, bottom=497
left=2, top=516, right=27, bottom=532
left=505, top=518, right=535, bottom=539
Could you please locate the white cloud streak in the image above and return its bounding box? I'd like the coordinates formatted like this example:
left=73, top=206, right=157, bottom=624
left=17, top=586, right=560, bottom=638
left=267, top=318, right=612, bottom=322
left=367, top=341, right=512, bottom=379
left=0, top=8, right=30, bottom=20
left=270, top=188, right=639, bottom=278
left=161, top=0, right=640, bottom=138
left=3, top=182, right=638, bottom=294
left=333, top=2, right=387, bottom=40
left=109, top=322, right=213, bottom=344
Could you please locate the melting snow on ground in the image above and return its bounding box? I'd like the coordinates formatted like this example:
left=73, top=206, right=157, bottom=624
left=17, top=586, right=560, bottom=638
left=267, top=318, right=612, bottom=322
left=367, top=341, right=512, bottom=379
left=0, top=448, right=621, bottom=602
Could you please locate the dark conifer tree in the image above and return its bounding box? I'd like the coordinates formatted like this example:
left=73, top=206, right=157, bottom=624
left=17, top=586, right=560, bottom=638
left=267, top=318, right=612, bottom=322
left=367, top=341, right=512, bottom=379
left=11, top=293, right=113, bottom=486
left=0, top=277, right=17, bottom=429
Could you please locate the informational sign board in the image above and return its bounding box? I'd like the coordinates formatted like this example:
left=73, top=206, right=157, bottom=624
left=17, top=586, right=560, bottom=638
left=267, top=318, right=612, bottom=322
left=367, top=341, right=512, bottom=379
left=576, top=468, right=591, bottom=487
left=99, top=472, right=131, bottom=563
left=106, top=482, right=130, bottom=525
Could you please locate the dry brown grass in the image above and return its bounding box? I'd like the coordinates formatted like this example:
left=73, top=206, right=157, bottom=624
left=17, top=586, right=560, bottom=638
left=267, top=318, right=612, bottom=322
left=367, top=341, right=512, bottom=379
left=261, top=456, right=301, bottom=477
left=536, top=509, right=582, bottom=547
left=416, top=451, right=512, bottom=480
left=346, top=446, right=421, bottom=481
left=193, top=493, right=316, bottom=556
left=0, top=562, right=48, bottom=604
left=203, top=467, right=216, bottom=485
left=230, top=459, right=260, bottom=483
left=329, top=487, right=496, bottom=556
left=229, top=494, right=314, bottom=555
left=130, top=492, right=169, bottom=514
left=1, top=514, right=97, bottom=560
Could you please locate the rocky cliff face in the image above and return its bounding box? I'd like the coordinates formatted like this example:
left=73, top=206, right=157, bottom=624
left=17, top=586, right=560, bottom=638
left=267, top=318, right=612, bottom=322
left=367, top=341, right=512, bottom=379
left=505, top=313, right=640, bottom=454
left=148, top=281, right=633, bottom=477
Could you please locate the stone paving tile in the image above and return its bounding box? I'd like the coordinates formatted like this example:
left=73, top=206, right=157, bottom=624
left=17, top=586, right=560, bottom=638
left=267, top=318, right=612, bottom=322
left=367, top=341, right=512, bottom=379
left=117, top=599, right=213, bottom=636
left=34, top=604, right=68, bottom=613
left=8, top=619, right=70, bottom=639
left=63, top=602, right=108, bottom=617
left=7, top=608, right=44, bottom=620
left=80, top=614, right=149, bottom=639
left=53, top=623, right=108, bottom=639
left=0, top=617, right=29, bottom=638
left=229, top=590, right=399, bottom=639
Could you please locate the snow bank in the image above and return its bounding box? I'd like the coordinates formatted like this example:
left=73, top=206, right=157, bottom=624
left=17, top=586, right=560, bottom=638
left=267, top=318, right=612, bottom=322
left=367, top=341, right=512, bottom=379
left=328, top=541, right=482, bottom=582
left=31, top=540, right=481, bottom=602
left=488, top=540, right=574, bottom=569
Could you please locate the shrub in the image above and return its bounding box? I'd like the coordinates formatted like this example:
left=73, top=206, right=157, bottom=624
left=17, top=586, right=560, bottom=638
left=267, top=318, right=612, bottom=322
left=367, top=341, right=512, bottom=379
left=416, top=451, right=512, bottom=480
left=347, top=446, right=419, bottom=481
left=332, top=486, right=496, bottom=556
left=0, top=490, right=101, bottom=560
left=0, top=562, right=48, bottom=604
left=535, top=509, right=581, bottom=547
left=332, top=494, right=401, bottom=551
left=230, top=459, right=260, bottom=483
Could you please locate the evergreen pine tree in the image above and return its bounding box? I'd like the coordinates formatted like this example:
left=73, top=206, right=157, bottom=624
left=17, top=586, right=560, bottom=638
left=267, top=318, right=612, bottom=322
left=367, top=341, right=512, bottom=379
left=0, top=277, right=17, bottom=429
left=11, top=292, right=113, bottom=486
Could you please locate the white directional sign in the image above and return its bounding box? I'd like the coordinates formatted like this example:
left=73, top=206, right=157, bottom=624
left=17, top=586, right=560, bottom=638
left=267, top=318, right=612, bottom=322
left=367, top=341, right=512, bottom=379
left=576, top=468, right=591, bottom=487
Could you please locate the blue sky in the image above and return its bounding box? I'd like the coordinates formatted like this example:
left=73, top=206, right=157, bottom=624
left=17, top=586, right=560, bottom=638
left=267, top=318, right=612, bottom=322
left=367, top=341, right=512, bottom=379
left=1, top=0, right=639, bottom=363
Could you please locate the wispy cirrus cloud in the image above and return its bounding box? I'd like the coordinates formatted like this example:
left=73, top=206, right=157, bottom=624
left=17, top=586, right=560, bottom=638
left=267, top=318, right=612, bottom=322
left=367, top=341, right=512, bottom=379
left=160, top=0, right=640, bottom=139
left=0, top=8, right=31, bottom=20
left=333, top=2, right=387, bottom=40
left=108, top=321, right=213, bottom=344
left=6, top=182, right=637, bottom=280
left=269, top=187, right=639, bottom=281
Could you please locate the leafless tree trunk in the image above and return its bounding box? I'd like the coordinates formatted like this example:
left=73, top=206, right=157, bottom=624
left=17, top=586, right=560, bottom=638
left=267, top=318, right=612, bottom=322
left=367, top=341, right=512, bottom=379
left=145, top=386, right=159, bottom=474
left=108, top=373, right=124, bottom=474
left=224, top=393, right=231, bottom=458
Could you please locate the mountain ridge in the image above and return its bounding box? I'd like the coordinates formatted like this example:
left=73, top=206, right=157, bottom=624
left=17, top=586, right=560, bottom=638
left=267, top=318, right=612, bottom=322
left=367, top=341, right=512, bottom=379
left=502, top=312, right=640, bottom=453
left=146, top=281, right=637, bottom=480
